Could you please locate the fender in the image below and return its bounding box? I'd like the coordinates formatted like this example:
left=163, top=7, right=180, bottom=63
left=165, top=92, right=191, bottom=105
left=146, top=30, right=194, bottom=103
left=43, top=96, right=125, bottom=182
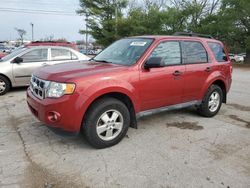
left=198, top=70, right=227, bottom=100
left=75, top=78, right=140, bottom=126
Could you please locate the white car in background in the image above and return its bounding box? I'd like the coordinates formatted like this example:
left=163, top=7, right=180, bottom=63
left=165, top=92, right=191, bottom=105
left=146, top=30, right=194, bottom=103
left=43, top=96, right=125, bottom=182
left=0, top=46, right=89, bottom=95
left=229, top=53, right=244, bottom=63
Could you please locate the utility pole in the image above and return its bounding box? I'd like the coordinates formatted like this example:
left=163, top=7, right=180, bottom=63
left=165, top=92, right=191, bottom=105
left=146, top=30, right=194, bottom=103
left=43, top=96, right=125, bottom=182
left=115, top=0, right=118, bottom=38
left=85, top=14, right=89, bottom=52
left=30, top=23, right=34, bottom=41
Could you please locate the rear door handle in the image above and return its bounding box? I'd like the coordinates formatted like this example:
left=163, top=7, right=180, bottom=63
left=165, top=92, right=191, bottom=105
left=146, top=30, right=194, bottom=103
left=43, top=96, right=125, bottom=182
left=173, top=70, right=182, bottom=76
left=205, top=67, right=212, bottom=72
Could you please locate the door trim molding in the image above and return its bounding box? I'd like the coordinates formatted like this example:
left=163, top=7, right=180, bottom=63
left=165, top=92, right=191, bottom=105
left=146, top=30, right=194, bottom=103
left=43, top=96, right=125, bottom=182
left=15, top=75, right=31, bottom=78
left=136, top=100, right=201, bottom=119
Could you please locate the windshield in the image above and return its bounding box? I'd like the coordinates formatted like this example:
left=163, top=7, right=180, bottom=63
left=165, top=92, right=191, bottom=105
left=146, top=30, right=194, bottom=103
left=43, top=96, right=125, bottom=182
left=93, top=38, right=153, bottom=65
left=0, top=47, right=27, bottom=62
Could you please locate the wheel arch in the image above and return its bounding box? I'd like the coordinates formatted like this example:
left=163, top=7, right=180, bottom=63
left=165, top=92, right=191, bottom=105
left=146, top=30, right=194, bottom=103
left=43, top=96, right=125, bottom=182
left=202, top=79, right=227, bottom=103
left=0, top=73, right=12, bottom=88
left=211, top=80, right=227, bottom=103
left=81, top=91, right=138, bottom=130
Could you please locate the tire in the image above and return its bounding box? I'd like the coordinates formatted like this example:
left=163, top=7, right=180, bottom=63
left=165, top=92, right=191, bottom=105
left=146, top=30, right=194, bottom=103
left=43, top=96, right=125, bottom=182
left=198, top=84, right=223, bottom=117
left=82, top=97, right=130, bottom=149
left=0, top=75, right=11, bottom=96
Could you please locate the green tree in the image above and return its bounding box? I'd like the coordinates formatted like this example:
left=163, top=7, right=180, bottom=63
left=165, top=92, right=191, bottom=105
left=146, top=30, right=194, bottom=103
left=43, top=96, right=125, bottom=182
left=77, top=0, right=250, bottom=63
left=221, top=0, right=250, bottom=63
left=77, top=0, right=128, bottom=47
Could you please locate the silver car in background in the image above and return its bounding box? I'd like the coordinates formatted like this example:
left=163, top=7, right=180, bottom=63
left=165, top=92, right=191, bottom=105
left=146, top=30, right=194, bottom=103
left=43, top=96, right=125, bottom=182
left=0, top=46, right=89, bottom=95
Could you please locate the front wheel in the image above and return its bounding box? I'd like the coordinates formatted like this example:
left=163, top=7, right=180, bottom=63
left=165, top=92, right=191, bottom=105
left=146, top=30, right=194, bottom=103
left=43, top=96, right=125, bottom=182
left=198, top=85, right=223, bottom=117
left=82, top=97, right=130, bottom=149
left=0, top=75, right=11, bottom=96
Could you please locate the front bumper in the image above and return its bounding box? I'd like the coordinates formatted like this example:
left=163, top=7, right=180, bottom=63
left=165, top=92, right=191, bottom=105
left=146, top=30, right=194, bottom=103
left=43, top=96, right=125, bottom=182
left=26, top=88, right=84, bottom=132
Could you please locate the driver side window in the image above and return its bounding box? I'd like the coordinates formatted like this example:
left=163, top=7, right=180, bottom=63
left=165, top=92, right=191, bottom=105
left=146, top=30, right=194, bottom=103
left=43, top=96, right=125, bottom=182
left=150, top=41, right=181, bottom=66
left=21, top=49, right=48, bottom=63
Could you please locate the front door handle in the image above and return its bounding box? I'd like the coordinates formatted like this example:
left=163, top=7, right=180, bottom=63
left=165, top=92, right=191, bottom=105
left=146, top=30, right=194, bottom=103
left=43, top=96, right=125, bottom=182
left=173, top=70, right=182, bottom=76
left=205, top=67, right=212, bottom=72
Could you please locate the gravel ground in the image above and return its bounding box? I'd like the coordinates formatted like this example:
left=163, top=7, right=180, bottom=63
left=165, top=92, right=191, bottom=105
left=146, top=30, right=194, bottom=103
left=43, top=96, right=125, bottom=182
left=0, top=67, right=250, bottom=188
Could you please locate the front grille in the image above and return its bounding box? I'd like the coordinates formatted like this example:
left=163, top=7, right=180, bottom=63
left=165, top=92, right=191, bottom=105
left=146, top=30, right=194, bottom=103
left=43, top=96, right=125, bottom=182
left=30, top=75, right=49, bottom=99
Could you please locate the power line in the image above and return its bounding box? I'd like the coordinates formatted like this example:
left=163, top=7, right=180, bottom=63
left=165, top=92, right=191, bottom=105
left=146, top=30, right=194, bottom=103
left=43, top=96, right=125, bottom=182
left=0, top=7, right=75, bottom=14
left=0, top=0, right=79, bottom=7
left=0, top=9, right=76, bottom=16
left=0, top=7, right=77, bottom=16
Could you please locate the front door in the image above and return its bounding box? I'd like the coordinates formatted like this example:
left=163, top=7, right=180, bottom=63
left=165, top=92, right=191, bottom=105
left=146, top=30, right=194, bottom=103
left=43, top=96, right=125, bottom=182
left=13, top=48, right=49, bottom=85
left=139, top=41, right=185, bottom=111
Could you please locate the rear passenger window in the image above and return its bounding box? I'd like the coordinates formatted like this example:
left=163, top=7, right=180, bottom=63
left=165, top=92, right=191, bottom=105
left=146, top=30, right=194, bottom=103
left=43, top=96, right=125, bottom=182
left=150, top=41, right=181, bottom=66
left=208, top=42, right=228, bottom=62
left=183, top=41, right=208, bottom=64
left=51, top=49, right=78, bottom=61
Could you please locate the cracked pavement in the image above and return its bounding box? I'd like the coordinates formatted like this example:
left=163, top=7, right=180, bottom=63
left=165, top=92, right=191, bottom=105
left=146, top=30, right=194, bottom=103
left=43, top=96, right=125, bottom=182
left=0, top=67, right=250, bottom=188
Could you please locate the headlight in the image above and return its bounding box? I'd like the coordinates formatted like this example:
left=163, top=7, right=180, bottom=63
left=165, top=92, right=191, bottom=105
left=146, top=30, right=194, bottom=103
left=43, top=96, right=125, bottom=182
left=46, top=82, right=75, bottom=98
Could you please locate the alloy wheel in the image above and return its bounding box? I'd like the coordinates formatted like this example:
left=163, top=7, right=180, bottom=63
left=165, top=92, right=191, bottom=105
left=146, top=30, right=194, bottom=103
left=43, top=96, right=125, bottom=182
left=208, top=91, right=220, bottom=112
left=96, top=109, right=124, bottom=141
left=0, top=79, right=6, bottom=94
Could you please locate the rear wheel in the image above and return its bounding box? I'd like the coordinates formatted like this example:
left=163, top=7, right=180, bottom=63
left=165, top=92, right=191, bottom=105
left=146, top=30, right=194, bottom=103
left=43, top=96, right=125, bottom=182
left=0, top=75, right=10, bottom=95
left=198, top=84, right=223, bottom=117
left=82, top=97, right=130, bottom=149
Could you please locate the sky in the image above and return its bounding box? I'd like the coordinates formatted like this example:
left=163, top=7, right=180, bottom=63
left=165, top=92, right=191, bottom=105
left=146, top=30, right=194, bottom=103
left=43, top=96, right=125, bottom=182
left=0, top=0, right=86, bottom=42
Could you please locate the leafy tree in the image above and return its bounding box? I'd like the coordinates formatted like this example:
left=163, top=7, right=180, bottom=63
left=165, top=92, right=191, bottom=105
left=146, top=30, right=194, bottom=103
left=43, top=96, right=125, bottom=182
left=221, top=0, right=250, bottom=63
left=77, top=0, right=250, bottom=63
left=77, top=0, right=128, bottom=47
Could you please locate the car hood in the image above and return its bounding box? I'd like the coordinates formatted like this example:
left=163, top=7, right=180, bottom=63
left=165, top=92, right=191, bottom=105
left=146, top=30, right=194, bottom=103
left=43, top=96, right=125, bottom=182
left=34, top=61, right=128, bottom=82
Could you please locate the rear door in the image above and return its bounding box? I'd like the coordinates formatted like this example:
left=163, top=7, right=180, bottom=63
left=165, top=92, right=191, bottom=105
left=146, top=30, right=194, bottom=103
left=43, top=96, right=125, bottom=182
left=208, top=42, right=232, bottom=91
left=139, top=40, right=185, bottom=110
left=181, top=41, right=212, bottom=102
left=13, top=48, right=49, bottom=85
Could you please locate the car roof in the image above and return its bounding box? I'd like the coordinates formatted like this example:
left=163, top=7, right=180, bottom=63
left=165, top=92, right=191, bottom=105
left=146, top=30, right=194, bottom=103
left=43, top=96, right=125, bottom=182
left=130, top=35, right=222, bottom=43
left=26, top=41, right=79, bottom=50
left=27, top=46, right=77, bottom=51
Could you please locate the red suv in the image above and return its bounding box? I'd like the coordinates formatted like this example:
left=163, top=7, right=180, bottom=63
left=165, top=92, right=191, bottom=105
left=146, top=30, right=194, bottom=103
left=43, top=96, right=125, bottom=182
left=27, top=33, right=232, bottom=148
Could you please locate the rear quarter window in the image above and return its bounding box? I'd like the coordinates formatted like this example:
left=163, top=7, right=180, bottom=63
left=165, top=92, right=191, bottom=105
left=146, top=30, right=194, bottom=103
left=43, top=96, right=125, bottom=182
left=208, top=42, right=228, bottom=62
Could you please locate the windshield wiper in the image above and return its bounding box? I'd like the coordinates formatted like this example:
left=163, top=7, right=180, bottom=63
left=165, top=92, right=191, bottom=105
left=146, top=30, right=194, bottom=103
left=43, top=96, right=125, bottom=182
left=92, top=59, right=113, bottom=64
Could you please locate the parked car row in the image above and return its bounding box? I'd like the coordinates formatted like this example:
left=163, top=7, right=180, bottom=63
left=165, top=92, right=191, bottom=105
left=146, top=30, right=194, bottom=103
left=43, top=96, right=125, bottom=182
left=0, top=52, right=7, bottom=58
left=0, top=46, right=15, bottom=58
left=80, top=49, right=102, bottom=55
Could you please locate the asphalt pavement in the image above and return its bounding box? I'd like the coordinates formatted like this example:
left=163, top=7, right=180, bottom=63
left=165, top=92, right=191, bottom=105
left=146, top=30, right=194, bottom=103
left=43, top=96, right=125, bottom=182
left=0, top=67, right=250, bottom=188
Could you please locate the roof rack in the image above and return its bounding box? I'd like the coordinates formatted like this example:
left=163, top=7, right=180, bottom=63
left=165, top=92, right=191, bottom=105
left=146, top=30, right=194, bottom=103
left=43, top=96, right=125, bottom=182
left=173, top=32, right=214, bottom=39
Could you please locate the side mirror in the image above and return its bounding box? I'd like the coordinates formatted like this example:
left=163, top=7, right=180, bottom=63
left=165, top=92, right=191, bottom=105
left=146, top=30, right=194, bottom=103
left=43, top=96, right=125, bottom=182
left=223, top=55, right=228, bottom=61
left=13, top=57, right=23, bottom=64
left=144, top=57, right=165, bottom=69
